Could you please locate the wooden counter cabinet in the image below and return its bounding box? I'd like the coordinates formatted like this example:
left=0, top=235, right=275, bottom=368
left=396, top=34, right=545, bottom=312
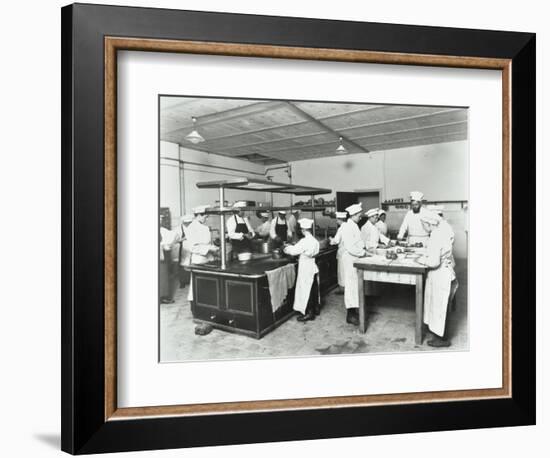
left=188, top=246, right=338, bottom=338
left=191, top=269, right=296, bottom=339
left=316, top=248, right=338, bottom=297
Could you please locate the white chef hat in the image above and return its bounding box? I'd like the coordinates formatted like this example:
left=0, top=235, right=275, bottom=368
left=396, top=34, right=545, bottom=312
left=192, top=205, right=210, bottom=215
left=298, top=218, right=314, bottom=229
left=419, top=210, right=442, bottom=225
left=345, top=203, right=362, bottom=216
left=277, top=210, right=287, bottom=214
left=365, top=208, right=379, bottom=218
left=233, top=201, right=247, bottom=208
left=259, top=211, right=270, bottom=218
left=427, top=204, right=445, bottom=216
left=335, top=211, right=347, bottom=219
left=378, top=209, right=386, bottom=216
left=410, top=191, right=424, bottom=201
left=181, top=214, right=194, bottom=223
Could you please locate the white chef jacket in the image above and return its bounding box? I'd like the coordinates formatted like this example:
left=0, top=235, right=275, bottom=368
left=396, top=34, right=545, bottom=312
left=226, top=214, right=255, bottom=240
left=417, top=223, right=458, bottom=337
left=287, top=213, right=298, bottom=235
left=375, top=220, right=388, bottom=236
left=186, top=219, right=218, bottom=302
left=330, top=222, right=345, bottom=250
left=284, top=232, right=320, bottom=314
left=160, top=227, right=181, bottom=262
left=361, top=220, right=390, bottom=251
left=269, top=215, right=293, bottom=239
left=438, top=219, right=455, bottom=242
left=330, top=222, right=346, bottom=287
left=185, top=219, right=216, bottom=265
left=255, top=219, right=272, bottom=238
left=176, top=224, right=192, bottom=267
left=339, top=219, right=366, bottom=309
left=397, top=207, right=430, bottom=243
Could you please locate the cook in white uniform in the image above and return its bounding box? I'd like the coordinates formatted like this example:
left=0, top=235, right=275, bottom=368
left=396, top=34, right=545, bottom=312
left=375, top=209, right=388, bottom=236
left=361, top=207, right=390, bottom=253
left=255, top=211, right=272, bottom=238
left=329, top=211, right=348, bottom=295
left=415, top=210, right=459, bottom=347
left=339, top=203, right=367, bottom=325
left=288, top=209, right=300, bottom=237
left=428, top=205, right=455, bottom=241
left=269, top=210, right=293, bottom=245
left=226, top=201, right=255, bottom=257
left=284, top=218, right=320, bottom=322
left=397, top=191, right=430, bottom=245
left=186, top=205, right=220, bottom=301
left=160, top=216, right=181, bottom=304
left=177, top=214, right=194, bottom=287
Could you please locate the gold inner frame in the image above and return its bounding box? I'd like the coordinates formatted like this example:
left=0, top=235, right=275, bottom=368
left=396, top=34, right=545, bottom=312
left=104, top=37, right=512, bottom=421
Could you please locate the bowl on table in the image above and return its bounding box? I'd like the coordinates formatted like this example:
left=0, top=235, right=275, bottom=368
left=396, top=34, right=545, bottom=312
left=237, top=252, right=252, bottom=262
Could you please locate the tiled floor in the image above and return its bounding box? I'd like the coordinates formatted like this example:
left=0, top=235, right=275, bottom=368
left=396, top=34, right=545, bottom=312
left=160, top=261, right=468, bottom=362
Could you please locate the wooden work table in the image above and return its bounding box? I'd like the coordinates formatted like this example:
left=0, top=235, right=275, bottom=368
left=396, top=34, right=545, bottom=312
left=354, top=253, right=428, bottom=344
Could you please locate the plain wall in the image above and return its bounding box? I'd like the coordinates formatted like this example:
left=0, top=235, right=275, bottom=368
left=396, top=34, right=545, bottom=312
left=290, top=140, right=468, bottom=202
left=160, top=141, right=269, bottom=231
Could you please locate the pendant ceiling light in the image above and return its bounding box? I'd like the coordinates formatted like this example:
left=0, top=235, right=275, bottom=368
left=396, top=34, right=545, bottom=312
left=335, top=136, right=348, bottom=155
left=184, top=116, right=205, bottom=144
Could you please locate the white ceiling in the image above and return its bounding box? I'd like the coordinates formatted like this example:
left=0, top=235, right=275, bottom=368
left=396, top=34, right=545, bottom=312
left=160, top=96, right=468, bottom=165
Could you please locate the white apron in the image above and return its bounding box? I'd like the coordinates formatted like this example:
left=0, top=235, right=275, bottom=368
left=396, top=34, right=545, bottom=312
left=422, top=226, right=458, bottom=336
left=180, top=240, right=192, bottom=267
left=284, top=233, right=320, bottom=314
left=341, top=251, right=361, bottom=309
left=337, top=246, right=345, bottom=287
left=339, top=220, right=366, bottom=309
left=185, top=220, right=215, bottom=301
left=330, top=223, right=346, bottom=288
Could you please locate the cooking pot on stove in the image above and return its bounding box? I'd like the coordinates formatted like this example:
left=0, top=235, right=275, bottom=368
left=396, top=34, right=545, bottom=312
left=251, top=238, right=272, bottom=254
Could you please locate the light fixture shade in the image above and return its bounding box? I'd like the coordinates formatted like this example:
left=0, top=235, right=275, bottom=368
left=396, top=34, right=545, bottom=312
left=184, top=129, right=205, bottom=144
left=185, top=116, right=205, bottom=144
left=335, top=137, right=347, bottom=154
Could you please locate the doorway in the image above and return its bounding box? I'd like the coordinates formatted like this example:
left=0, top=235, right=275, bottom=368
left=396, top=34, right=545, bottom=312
left=336, top=190, right=380, bottom=228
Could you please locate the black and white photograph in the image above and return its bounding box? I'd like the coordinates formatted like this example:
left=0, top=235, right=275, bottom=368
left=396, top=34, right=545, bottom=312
left=158, top=95, right=469, bottom=362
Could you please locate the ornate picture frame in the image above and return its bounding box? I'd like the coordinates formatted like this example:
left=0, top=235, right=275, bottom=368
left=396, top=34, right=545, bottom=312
left=61, top=3, right=535, bottom=454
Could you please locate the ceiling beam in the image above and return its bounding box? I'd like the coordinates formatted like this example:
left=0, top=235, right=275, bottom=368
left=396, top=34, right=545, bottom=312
left=195, top=100, right=285, bottom=126
left=360, top=131, right=467, bottom=149
left=336, top=108, right=466, bottom=134
left=198, top=108, right=464, bottom=153
left=231, top=120, right=467, bottom=157
left=284, top=101, right=370, bottom=154
left=174, top=105, right=386, bottom=145
left=163, top=100, right=286, bottom=135
left=351, top=120, right=467, bottom=142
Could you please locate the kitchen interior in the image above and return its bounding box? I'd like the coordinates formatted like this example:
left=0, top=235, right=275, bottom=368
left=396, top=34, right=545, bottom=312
left=159, top=96, right=469, bottom=362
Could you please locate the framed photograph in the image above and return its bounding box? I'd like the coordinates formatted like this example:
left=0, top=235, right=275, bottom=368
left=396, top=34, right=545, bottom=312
left=61, top=3, right=535, bottom=454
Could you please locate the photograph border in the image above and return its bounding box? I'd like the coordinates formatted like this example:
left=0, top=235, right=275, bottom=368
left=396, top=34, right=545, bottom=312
left=62, top=3, right=535, bottom=454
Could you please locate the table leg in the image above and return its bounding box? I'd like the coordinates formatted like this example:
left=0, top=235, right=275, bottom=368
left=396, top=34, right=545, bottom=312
left=415, top=273, right=424, bottom=344
left=357, top=269, right=366, bottom=333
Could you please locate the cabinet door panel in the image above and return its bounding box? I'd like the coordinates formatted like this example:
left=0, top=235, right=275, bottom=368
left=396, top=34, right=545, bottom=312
left=195, top=275, right=220, bottom=308
left=225, top=280, right=255, bottom=316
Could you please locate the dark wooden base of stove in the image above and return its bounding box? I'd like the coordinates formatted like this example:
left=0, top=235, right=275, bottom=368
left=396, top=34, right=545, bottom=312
left=190, top=248, right=338, bottom=339
left=193, top=307, right=298, bottom=339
